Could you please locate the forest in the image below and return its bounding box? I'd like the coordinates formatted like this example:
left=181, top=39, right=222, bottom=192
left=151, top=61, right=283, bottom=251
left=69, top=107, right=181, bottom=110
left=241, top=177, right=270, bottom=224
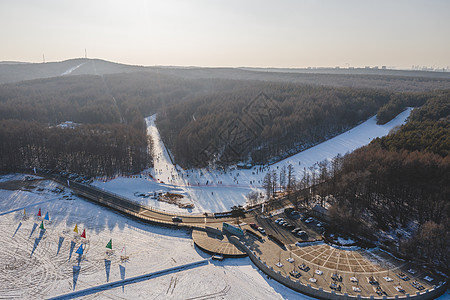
left=259, top=93, right=449, bottom=269
left=0, top=69, right=447, bottom=179
left=289, top=93, right=449, bottom=270
left=0, top=75, right=153, bottom=176
left=0, top=120, right=149, bottom=176
left=156, top=82, right=443, bottom=168
left=0, top=72, right=246, bottom=175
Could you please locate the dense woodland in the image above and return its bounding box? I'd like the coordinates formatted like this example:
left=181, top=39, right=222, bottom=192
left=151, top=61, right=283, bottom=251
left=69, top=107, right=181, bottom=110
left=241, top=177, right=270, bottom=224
left=0, top=72, right=251, bottom=175
left=0, top=121, right=149, bottom=176
left=259, top=94, right=449, bottom=269
left=0, top=68, right=447, bottom=181
left=307, top=94, right=449, bottom=270
left=0, top=75, right=153, bottom=176
left=156, top=83, right=443, bottom=168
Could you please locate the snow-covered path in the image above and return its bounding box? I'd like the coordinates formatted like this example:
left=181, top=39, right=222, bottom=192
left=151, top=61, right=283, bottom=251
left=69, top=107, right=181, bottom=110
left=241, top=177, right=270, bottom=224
left=94, top=108, right=412, bottom=214
left=147, top=115, right=185, bottom=186
left=61, top=63, right=85, bottom=76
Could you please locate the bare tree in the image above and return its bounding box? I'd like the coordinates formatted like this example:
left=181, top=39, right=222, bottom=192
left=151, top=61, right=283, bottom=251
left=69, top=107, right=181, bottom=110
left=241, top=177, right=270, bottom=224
left=279, top=165, right=286, bottom=190
left=271, top=169, right=278, bottom=196
left=263, top=172, right=272, bottom=199
left=287, top=163, right=295, bottom=191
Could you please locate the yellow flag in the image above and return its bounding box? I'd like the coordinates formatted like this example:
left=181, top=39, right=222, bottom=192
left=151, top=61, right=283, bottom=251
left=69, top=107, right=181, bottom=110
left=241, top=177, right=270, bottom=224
left=24, top=208, right=26, bottom=215
left=74, top=224, right=78, bottom=233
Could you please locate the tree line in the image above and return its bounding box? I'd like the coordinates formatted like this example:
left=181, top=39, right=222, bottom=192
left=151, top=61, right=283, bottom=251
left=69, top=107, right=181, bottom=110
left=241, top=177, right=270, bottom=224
left=257, top=94, right=449, bottom=270
left=0, top=120, right=149, bottom=177
left=320, top=95, right=448, bottom=270
left=156, top=82, right=441, bottom=168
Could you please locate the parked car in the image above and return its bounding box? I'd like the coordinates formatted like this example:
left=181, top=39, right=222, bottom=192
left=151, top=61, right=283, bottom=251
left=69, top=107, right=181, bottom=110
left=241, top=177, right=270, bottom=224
left=257, top=227, right=265, bottom=234
left=305, top=217, right=314, bottom=223
left=249, top=223, right=258, bottom=230
left=212, top=254, right=224, bottom=261
left=291, top=227, right=301, bottom=233
left=279, top=220, right=287, bottom=225
left=316, top=222, right=324, bottom=227
left=297, top=231, right=307, bottom=237
left=289, top=270, right=301, bottom=278
left=286, top=224, right=295, bottom=230
left=275, top=218, right=284, bottom=224
left=172, top=216, right=182, bottom=222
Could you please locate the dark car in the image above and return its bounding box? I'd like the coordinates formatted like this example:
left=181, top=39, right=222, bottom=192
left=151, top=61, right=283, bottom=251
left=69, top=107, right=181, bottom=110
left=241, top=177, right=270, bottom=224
left=172, top=216, right=182, bottom=222
left=289, top=270, right=301, bottom=278
left=249, top=223, right=258, bottom=230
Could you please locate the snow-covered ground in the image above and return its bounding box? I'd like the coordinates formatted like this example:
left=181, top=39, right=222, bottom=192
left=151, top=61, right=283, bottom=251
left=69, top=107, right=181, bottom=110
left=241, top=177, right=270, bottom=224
left=94, top=108, right=412, bottom=214
left=61, top=63, right=85, bottom=76
left=0, top=176, right=314, bottom=299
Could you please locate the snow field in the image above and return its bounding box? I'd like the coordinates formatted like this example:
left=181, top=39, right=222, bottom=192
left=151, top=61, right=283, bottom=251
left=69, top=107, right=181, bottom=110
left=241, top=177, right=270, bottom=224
left=0, top=177, right=314, bottom=299
left=94, top=108, right=412, bottom=214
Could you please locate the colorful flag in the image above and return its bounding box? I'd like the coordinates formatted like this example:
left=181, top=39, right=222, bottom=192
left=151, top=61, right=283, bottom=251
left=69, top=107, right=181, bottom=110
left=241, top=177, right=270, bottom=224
left=44, top=212, right=49, bottom=221
left=75, top=244, right=83, bottom=255
left=24, top=208, right=26, bottom=216
left=40, top=220, right=44, bottom=230
left=81, top=229, right=86, bottom=239
left=74, top=224, right=78, bottom=233
left=37, top=208, right=41, bottom=217
left=106, top=239, right=112, bottom=249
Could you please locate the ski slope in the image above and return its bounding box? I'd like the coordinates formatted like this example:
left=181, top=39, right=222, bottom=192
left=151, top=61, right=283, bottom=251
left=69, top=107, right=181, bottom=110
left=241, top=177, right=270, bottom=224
left=0, top=176, right=313, bottom=299
left=61, top=63, right=85, bottom=76
left=94, top=108, right=412, bottom=214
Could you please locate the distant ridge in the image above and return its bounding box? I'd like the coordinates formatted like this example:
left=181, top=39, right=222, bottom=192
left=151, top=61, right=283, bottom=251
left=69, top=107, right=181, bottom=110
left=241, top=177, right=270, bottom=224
left=0, top=61, right=30, bottom=65
left=0, top=58, right=146, bottom=84
left=0, top=58, right=449, bottom=92
left=240, top=66, right=450, bottom=79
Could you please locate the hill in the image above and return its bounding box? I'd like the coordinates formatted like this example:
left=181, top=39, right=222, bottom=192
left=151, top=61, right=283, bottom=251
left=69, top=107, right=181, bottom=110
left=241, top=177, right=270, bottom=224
left=325, top=93, right=449, bottom=270
left=1, top=58, right=449, bottom=93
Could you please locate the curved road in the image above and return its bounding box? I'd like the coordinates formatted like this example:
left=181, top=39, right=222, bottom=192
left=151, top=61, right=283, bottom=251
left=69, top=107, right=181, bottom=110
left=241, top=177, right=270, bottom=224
left=45, top=173, right=239, bottom=229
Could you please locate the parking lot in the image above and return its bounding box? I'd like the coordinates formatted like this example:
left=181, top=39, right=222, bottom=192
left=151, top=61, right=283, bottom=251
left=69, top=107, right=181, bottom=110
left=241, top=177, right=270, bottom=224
left=239, top=209, right=445, bottom=298
left=250, top=211, right=323, bottom=245
left=240, top=231, right=442, bottom=298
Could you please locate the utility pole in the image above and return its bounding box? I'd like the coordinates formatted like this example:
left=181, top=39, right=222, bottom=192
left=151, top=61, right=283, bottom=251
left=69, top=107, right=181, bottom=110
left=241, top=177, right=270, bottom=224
left=85, top=48, right=87, bottom=59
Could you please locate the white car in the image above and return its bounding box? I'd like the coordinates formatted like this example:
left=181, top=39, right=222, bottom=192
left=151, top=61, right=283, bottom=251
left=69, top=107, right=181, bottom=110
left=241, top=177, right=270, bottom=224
left=275, top=218, right=284, bottom=224
left=316, top=222, right=324, bottom=227
left=305, top=217, right=314, bottom=223
left=257, top=227, right=265, bottom=234
left=291, top=227, right=301, bottom=233
left=297, top=231, right=307, bottom=237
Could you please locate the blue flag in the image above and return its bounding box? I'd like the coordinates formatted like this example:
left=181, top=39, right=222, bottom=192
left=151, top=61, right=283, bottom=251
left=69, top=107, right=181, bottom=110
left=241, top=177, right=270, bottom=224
left=75, top=244, right=84, bottom=255
left=44, top=212, right=49, bottom=221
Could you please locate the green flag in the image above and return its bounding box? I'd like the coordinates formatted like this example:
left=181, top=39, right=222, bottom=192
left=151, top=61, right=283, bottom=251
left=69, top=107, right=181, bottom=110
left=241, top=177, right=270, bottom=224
left=40, top=220, right=44, bottom=230
left=106, top=239, right=112, bottom=249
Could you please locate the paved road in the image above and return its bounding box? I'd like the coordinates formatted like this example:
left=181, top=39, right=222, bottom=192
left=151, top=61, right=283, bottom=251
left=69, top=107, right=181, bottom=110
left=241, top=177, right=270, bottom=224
left=37, top=172, right=302, bottom=233
left=45, top=173, right=236, bottom=229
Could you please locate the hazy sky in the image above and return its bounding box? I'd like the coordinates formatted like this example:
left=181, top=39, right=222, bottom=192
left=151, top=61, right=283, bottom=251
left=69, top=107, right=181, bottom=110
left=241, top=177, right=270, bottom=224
left=1, top=0, right=449, bottom=68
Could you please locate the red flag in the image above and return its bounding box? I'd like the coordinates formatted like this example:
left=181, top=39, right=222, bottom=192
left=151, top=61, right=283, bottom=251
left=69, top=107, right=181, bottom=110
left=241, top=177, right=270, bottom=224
left=81, top=229, right=86, bottom=239
left=37, top=208, right=41, bottom=217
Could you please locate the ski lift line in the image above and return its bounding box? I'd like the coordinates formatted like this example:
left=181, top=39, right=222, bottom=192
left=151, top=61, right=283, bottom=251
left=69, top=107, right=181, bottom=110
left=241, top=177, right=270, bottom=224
left=47, top=258, right=210, bottom=300
left=91, top=59, right=124, bottom=124
left=0, top=196, right=61, bottom=216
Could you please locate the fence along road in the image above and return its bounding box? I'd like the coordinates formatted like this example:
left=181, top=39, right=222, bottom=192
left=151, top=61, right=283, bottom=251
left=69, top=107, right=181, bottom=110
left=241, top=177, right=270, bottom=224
left=45, top=173, right=235, bottom=229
